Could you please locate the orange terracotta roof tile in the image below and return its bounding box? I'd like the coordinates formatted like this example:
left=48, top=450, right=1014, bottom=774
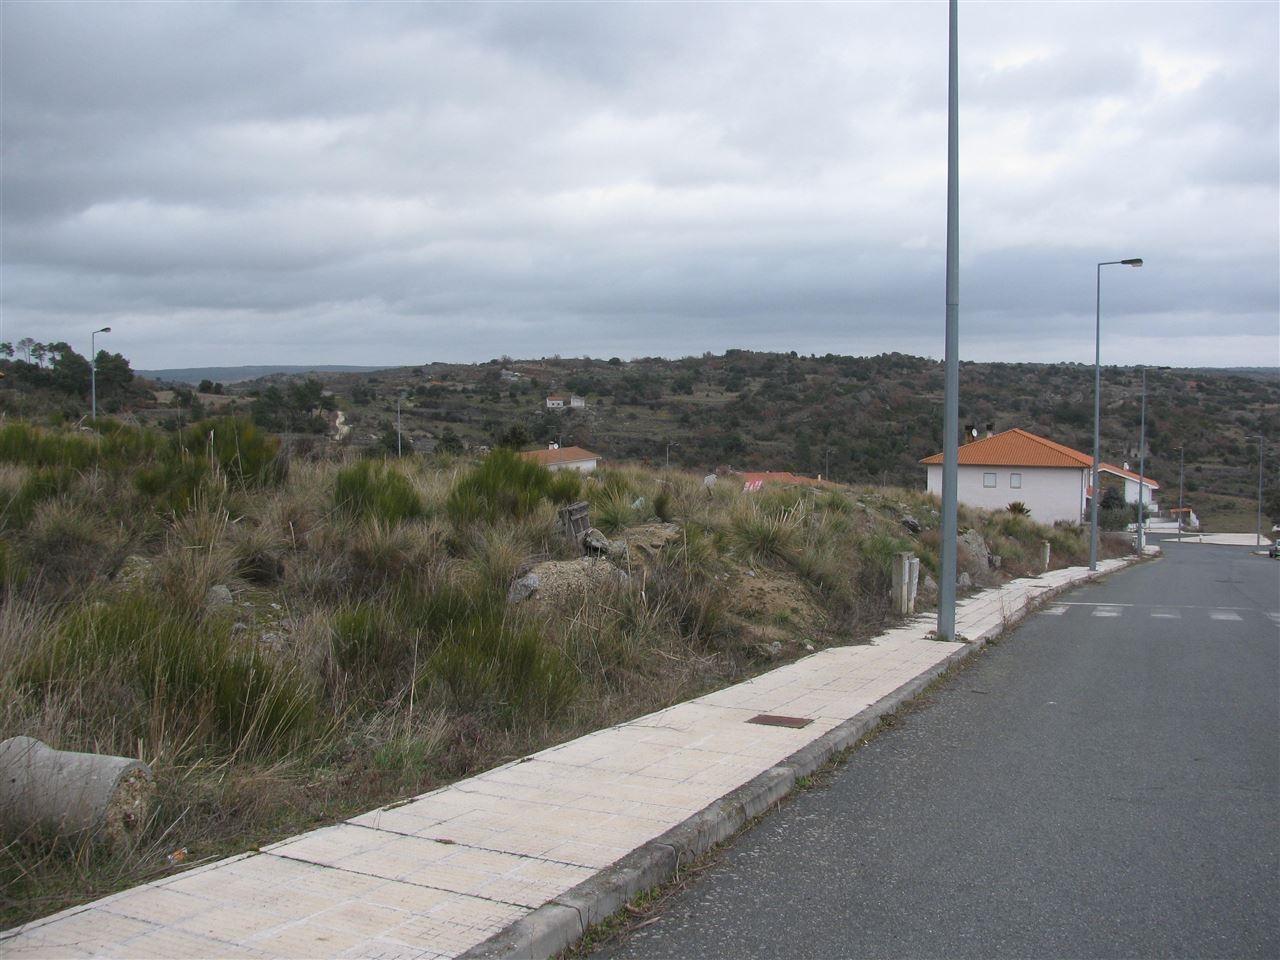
left=738, top=471, right=834, bottom=489
left=1099, top=462, right=1161, bottom=489
left=920, top=428, right=1092, bottom=469
left=519, top=446, right=601, bottom=466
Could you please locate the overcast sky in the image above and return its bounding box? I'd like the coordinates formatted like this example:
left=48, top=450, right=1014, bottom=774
left=2, top=1, right=1276, bottom=369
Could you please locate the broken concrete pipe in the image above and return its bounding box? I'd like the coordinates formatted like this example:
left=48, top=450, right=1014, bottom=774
left=0, top=736, right=154, bottom=847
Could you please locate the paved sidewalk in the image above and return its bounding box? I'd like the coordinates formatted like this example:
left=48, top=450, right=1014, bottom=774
left=2, top=558, right=1135, bottom=960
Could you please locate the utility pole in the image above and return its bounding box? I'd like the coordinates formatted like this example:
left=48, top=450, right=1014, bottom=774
left=396, top=395, right=402, bottom=457
left=938, top=0, right=960, bottom=641
left=665, top=440, right=679, bottom=469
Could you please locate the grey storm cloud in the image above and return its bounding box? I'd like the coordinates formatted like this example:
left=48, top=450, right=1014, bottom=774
left=1, top=0, right=1276, bottom=369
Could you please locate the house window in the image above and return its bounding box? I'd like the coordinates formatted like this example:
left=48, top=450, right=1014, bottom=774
left=983, top=472, right=997, bottom=488
left=1010, top=472, right=1022, bottom=489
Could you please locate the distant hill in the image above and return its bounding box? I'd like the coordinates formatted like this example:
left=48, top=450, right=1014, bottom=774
left=137, top=364, right=393, bottom=385
left=259, top=352, right=1277, bottom=511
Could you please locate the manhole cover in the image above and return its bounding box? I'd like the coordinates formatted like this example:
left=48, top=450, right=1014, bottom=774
left=747, top=714, right=813, bottom=729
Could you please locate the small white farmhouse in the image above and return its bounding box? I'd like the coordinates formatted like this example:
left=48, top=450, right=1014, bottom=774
left=1098, top=463, right=1160, bottom=513
left=545, top=394, right=585, bottom=409
left=921, top=428, right=1093, bottom=525
left=519, top=444, right=602, bottom=473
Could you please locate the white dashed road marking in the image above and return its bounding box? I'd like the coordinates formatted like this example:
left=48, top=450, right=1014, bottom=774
left=1151, top=608, right=1181, bottom=619
left=1210, top=609, right=1243, bottom=621
left=1043, top=606, right=1068, bottom=616
left=1093, top=606, right=1123, bottom=618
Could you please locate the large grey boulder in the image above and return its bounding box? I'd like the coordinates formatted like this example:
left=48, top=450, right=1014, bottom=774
left=901, top=515, right=922, bottom=534
left=205, top=584, right=234, bottom=610
left=507, top=572, right=540, bottom=604
left=957, top=529, right=991, bottom=576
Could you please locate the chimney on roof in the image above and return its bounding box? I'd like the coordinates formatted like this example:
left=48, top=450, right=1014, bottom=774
left=963, top=424, right=975, bottom=444
left=986, top=423, right=994, bottom=438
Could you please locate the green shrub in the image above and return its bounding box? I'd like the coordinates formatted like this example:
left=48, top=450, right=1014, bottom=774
left=177, top=417, right=285, bottom=488
left=0, top=422, right=97, bottom=470
left=331, top=603, right=408, bottom=693
left=857, top=531, right=914, bottom=595
left=730, top=503, right=797, bottom=564
left=430, top=612, right=577, bottom=723
left=334, top=460, right=423, bottom=524
left=653, top=488, right=673, bottom=522
left=3, top=466, right=79, bottom=528
left=20, top=592, right=317, bottom=756
left=592, top=486, right=635, bottom=535
left=446, top=449, right=560, bottom=525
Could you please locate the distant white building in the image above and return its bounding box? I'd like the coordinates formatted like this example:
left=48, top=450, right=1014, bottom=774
left=519, top=444, right=601, bottom=473
left=545, top=395, right=586, bottom=409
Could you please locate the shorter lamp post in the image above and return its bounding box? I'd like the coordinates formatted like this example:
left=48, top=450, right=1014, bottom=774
left=90, top=326, right=111, bottom=420
left=1176, top=445, right=1185, bottom=537
left=1245, top=436, right=1265, bottom=548
left=1089, top=257, right=1143, bottom=570
left=665, top=441, right=679, bottom=469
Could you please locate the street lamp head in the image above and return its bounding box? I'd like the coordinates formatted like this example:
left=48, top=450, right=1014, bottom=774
left=1121, top=258, right=1143, bottom=267
left=95, top=326, right=111, bottom=334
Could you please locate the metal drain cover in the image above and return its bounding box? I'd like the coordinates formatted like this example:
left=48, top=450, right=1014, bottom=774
left=747, top=714, right=813, bottom=729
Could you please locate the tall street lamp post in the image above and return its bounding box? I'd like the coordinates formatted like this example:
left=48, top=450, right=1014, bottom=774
left=1245, top=436, right=1265, bottom=548
left=1137, top=367, right=1147, bottom=555
left=938, top=0, right=961, bottom=641
left=90, top=326, right=111, bottom=420
left=1088, top=259, right=1142, bottom=571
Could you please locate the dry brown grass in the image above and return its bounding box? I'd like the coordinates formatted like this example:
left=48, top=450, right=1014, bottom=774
left=0, top=424, right=1111, bottom=929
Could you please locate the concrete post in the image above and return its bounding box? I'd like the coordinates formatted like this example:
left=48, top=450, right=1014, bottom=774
left=1041, top=540, right=1051, bottom=573
left=893, top=552, right=914, bottom=616
left=908, top=556, right=920, bottom=615
left=0, top=737, right=153, bottom=847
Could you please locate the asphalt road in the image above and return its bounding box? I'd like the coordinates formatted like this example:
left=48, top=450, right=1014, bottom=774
left=593, top=542, right=1280, bottom=959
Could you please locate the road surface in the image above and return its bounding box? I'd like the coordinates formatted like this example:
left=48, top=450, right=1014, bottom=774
left=594, top=542, right=1280, bottom=959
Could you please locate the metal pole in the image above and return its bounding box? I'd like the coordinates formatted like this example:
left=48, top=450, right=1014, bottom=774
left=1178, top=445, right=1184, bottom=537
left=1088, top=258, right=1141, bottom=567
left=1137, top=367, right=1146, bottom=554
left=90, top=331, right=98, bottom=421
left=938, top=0, right=960, bottom=641
left=1089, top=264, right=1102, bottom=570
left=1257, top=439, right=1265, bottom=549
left=396, top=396, right=402, bottom=457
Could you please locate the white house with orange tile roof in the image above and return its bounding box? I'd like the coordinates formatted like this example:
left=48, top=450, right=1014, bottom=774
left=921, top=428, right=1096, bottom=525
left=1097, top=462, right=1160, bottom=513
left=519, top=444, right=601, bottom=473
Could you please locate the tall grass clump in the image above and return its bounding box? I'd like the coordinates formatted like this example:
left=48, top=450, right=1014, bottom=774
left=17, top=592, right=318, bottom=757
left=430, top=611, right=577, bottom=724
left=334, top=460, right=424, bottom=524
left=446, top=449, right=575, bottom=525
left=0, top=422, right=97, bottom=469
left=730, top=501, right=799, bottom=564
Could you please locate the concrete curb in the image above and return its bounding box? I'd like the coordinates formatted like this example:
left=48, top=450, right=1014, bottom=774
left=459, top=556, right=1142, bottom=960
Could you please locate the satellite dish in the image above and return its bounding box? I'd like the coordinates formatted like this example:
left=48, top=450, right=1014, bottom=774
left=970, top=427, right=979, bottom=438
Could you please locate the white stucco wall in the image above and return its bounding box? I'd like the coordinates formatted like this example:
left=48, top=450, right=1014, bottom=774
left=926, top=464, right=1087, bottom=525
left=1121, top=476, right=1159, bottom=513
left=547, top=457, right=598, bottom=474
